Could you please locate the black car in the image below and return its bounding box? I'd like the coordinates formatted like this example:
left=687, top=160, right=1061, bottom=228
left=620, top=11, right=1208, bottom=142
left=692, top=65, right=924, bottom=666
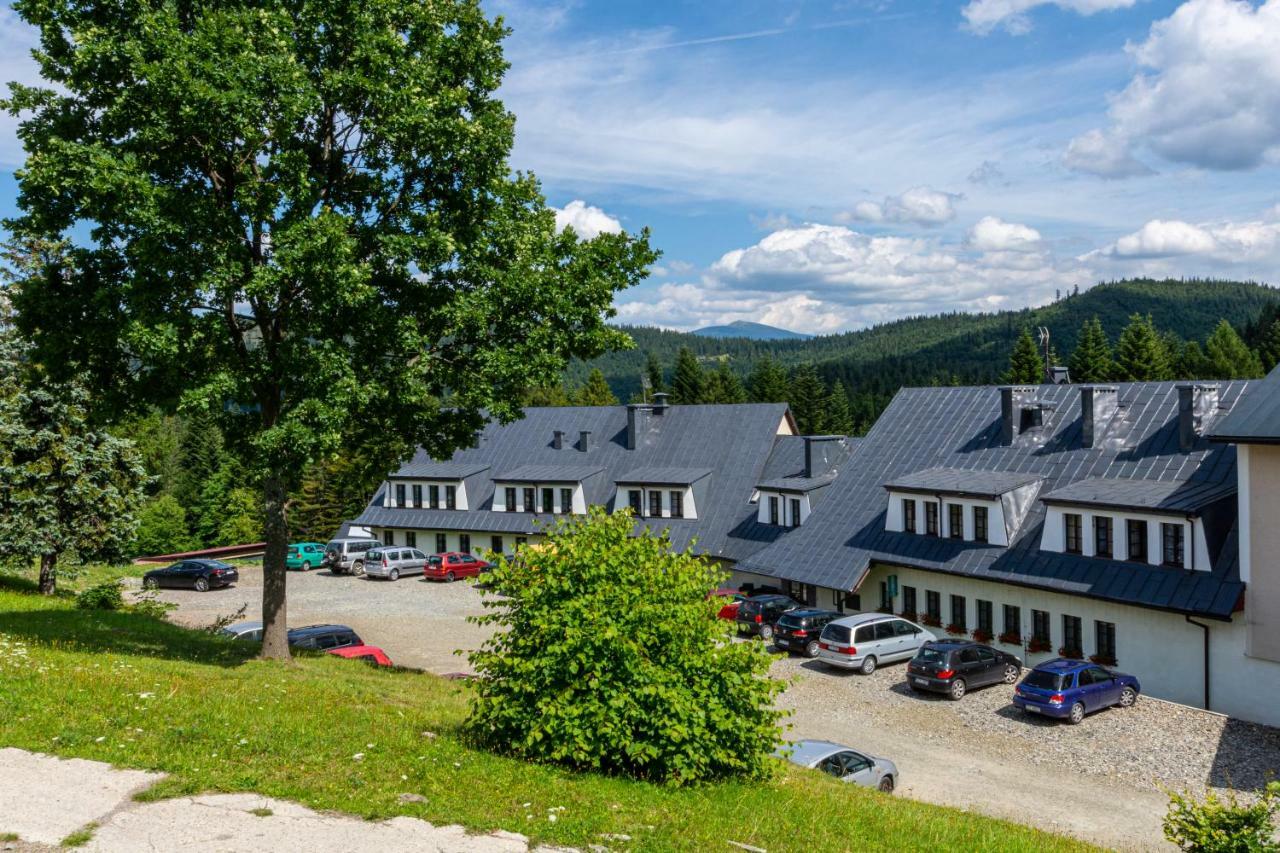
left=142, top=559, right=239, bottom=592
left=906, top=640, right=1022, bottom=700
left=286, top=624, right=363, bottom=650
left=774, top=609, right=841, bottom=657
left=736, top=594, right=801, bottom=641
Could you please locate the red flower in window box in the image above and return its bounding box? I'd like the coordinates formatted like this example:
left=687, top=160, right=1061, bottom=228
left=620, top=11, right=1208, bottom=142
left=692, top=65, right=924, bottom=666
left=1089, top=653, right=1117, bottom=667
left=1058, top=646, right=1084, bottom=660
left=998, top=630, right=1022, bottom=646
left=971, top=628, right=993, bottom=644
left=945, top=622, right=967, bottom=636
left=919, top=613, right=942, bottom=628
left=1026, top=637, right=1052, bottom=654
left=899, top=610, right=918, bottom=622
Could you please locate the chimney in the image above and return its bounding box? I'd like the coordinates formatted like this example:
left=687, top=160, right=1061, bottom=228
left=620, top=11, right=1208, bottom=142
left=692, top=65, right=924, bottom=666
left=652, top=392, right=670, bottom=413
left=552, top=430, right=565, bottom=450
left=626, top=404, right=649, bottom=450
left=1080, top=385, right=1118, bottom=449
left=578, top=430, right=592, bottom=452
left=999, top=386, right=1039, bottom=446
left=1178, top=383, right=1220, bottom=452
left=803, top=435, right=843, bottom=478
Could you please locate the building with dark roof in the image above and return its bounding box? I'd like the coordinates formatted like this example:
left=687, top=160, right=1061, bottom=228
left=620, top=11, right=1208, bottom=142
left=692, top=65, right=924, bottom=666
left=348, top=398, right=854, bottom=571
left=733, top=377, right=1280, bottom=725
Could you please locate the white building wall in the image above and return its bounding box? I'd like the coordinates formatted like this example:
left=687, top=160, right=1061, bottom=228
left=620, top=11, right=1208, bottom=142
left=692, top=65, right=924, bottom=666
left=372, top=528, right=544, bottom=558
left=383, top=480, right=468, bottom=510
left=756, top=490, right=810, bottom=526
left=884, top=493, right=1008, bottom=546
left=1041, top=506, right=1208, bottom=570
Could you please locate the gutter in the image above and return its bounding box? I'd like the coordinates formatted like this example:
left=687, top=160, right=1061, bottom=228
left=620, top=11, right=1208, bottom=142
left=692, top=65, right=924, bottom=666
left=1184, top=615, right=1211, bottom=710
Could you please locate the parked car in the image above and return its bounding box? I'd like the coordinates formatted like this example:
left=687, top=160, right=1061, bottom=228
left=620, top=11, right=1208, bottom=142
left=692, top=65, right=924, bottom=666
left=817, top=613, right=935, bottom=674
left=323, top=537, right=382, bottom=575
left=219, top=622, right=363, bottom=651
left=1013, top=659, right=1140, bottom=724
left=363, top=547, right=429, bottom=581
left=328, top=645, right=393, bottom=667
left=736, top=594, right=801, bottom=641
left=776, top=739, right=898, bottom=793
left=286, top=542, right=327, bottom=571
left=711, top=589, right=748, bottom=620
left=142, top=559, right=239, bottom=592
left=906, top=640, right=1022, bottom=699
left=774, top=609, right=842, bottom=658
left=423, top=551, right=491, bottom=582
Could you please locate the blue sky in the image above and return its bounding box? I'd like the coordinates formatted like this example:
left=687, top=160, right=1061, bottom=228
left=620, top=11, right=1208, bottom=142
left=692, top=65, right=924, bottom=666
left=4, top=0, right=1280, bottom=332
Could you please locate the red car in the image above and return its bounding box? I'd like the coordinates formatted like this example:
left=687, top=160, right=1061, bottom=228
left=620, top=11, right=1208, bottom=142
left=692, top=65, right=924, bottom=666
left=424, top=551, right=491, bottom=582
left=712, top=589, right=748, bottom=620
left=328, top=645, right=393, bottom=667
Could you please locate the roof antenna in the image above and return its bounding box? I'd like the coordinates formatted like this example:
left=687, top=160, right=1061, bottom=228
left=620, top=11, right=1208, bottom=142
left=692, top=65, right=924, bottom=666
left=1037, top=326, right=1051, bottom=383
left=639, top=372, right=652, bottom=404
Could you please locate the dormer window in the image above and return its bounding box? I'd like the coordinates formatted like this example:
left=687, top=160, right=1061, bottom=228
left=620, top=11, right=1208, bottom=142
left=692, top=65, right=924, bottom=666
left=769, top=496, right=779, bottom=525
left=628, top=489, right=642, bottom=514
left=616, top=467, right=708, bottom=521
left=947, top=504, right=963, bottom=539
left=1126, top=520, right=1147, bottom=563
left=445, top=485, right=456, bottom=510
left=429, top=484, right=439, bottom=508
left=973, top=506, right=988, bottom=543
left=1161, top=523, right=1184, bottom=567
left=925, top=502, right=939, bottom=536
left=903, top=499, right=916, bottom=534
left=883, top=467, right=1041, bottom=546
left=1094, top=517, right=1113, bottom=557
left=1064, top=513, right=1083, bottom=554
left=395, top=484, right=406, bottom=507
left=412, top=484, right=423, bottom=508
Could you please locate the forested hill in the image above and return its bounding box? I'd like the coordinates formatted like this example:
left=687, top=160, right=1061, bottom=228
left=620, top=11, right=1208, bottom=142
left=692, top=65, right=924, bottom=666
left=574, top=279, right=1278, bottom=410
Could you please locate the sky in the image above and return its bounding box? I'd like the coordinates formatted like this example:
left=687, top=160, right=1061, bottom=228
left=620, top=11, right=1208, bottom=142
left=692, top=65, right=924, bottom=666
left=3, top=0, right=1280, bottom=333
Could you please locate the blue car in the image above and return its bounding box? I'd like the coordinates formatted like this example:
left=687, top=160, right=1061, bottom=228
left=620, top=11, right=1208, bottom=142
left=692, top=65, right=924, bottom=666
left=1012, top=659, right=1140, bottom=724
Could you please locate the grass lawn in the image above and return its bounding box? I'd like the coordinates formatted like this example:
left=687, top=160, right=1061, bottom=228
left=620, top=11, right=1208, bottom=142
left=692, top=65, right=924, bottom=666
left=0, top=581, right=1093, bottom=851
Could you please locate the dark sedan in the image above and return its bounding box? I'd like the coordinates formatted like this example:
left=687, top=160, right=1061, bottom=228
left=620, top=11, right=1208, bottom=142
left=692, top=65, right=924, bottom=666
left=774, top=609, right=842, bottom=658
left=906, top=640, right=1021, bottom=700
left=142, top=559, right=239, bottom=592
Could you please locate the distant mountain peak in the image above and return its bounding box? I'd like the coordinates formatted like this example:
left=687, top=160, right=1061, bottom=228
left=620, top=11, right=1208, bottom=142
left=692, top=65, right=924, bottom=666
left=691, top=320, right=812, bottom=340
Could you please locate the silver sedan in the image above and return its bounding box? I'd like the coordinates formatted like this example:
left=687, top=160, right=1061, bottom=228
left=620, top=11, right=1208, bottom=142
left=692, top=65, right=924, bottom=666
left=776, top=739, right=899, bottom=793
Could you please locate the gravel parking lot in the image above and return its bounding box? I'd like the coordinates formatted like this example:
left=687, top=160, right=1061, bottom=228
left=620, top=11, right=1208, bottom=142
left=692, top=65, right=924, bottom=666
left=143, top=564, right=1280, bottom=851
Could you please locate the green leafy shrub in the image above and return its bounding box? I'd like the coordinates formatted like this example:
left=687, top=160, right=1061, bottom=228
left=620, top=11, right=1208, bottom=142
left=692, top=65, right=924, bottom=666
left=1164, top=782, right=1280, bottom=852
left=131, top=495, right=195, bottom=557
left=466, top=507, right=785, bottom=785
left=75, top=580, right=124, bottom=611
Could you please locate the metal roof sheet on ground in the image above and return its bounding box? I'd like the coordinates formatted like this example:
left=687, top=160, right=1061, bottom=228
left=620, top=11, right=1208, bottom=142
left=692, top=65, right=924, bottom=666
left=882, top=467, right=1042, bottom=498
left=737, top=380, right=1254, bottom=619
left=1040, top=477, right=1236, bottom=513
left=615, top=467, right=712, bottom=485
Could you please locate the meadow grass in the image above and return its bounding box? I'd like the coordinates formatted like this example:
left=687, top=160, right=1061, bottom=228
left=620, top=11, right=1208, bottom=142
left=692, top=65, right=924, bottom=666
left=0, top=583, right=1092, bottom=851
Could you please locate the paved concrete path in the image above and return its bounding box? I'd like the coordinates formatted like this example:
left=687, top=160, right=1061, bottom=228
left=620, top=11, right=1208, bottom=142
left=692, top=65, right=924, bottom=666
left=0, top=749, right=549, bottom=852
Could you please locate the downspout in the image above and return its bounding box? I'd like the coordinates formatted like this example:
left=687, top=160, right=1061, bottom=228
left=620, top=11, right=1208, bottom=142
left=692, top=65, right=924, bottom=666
left=1184, top=615, right=1211, bottom=711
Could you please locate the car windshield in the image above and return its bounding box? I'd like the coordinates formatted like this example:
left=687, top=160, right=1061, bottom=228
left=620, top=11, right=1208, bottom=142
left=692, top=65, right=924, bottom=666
left=821, top=624, right=852, bottom=644
left=740, top=600, right=766, bottom=615
left=916, top=647, right=949, bottom=664
left=325, top=541, right=341, bottom=551
left=1023, top=670, right=1065, bottom=691
left=777, top=614, right=805, bottom=628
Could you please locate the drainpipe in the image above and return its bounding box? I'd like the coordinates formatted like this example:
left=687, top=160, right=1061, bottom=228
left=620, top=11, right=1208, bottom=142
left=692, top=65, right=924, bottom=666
left=1184, top=615, right=1211, bottom=710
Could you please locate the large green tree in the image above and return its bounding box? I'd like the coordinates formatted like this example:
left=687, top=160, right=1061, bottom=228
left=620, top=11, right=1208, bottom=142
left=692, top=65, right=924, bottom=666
left=1067, top=317, right=1114, bottom=383
left=6, top=0, right=654, bottom=658
left=1004, top=328, right=1044, bottom=384
left=746, top=355, right=789, bottom=403
left=704, top=359, right=746, bottom=404
left=1258, top=319, right=1280, bottom=374
left=1114, top=314, right=1174, bottom=381
left=787, top=363, right=828, bottom=434
left=573, top=368, right=619, bottom=406
left=1204, top=319, right=1264, bottom=380
left=670, top=347, right=705, bottom=404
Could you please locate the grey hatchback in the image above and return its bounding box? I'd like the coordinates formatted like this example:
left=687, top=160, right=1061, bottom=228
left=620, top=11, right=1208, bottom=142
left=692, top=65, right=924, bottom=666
left=363, top=547, right=428, bottom=581
left=777, top=739, right=899, bottom=793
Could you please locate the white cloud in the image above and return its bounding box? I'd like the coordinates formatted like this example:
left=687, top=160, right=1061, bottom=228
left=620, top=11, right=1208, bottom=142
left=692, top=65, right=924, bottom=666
left=1093, top=216, right=1280, bottom=260
left=969, top=216, right=1042, bottom=251
left=1062, top=129, right=1154, bottom=178
left=552, top=199, right=622, bottom=239
left=1068, top=0, right=1280, bottom=176
left=967, top=160, right=1007, bottom=185
left=840, top=187, right=961, bottom=226
left=963, top=0, right=1137, bottom=35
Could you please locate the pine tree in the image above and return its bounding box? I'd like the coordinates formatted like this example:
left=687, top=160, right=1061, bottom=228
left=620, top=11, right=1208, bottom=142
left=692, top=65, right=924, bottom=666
left=1114, top=314, right=1174, bottom=381
left=573, top=369, right=619, bottom=406
left=1257, top=319, right=1280, bottom=373
left=523, top=383, right=572, bottom=407
left=174, top=411, right=223, bottom=525
left=1175, top=340, right=1212, bottom=380
left=1204, top=319, right=1264, bottom=379
left=822, top=382, right=854, bottom=435
left=704, top=360, right=746, bottom=404
left=291, top=456, right=351, bottom=541
left=1068, top=317, right=1114, bottom=383
left=644, top=351, right=665, bottom=399
left=671, top=347, right=705, bottom=404
left=1004, top=328, right=1044, bottom=384
left=747, top=355, right=789, bottom=403
left=788, top=364, right=828, bottom=434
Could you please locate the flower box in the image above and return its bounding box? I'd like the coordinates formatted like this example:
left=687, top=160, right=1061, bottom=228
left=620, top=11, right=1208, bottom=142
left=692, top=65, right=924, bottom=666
left=971, top=628, right=994, bottom=644
left=997, top=631, right=1022, bottom=646
left=1088, top=653, right=1117, bottom=667
left=945, top=623, right=968, bottom=636
left=1026, top=637, right=1052, bottom=654
left=899, top=610, right=918, bottom=622
left=919, top=613, right=942, bottom=628
left=1058, top=646, right=1084, bottom=660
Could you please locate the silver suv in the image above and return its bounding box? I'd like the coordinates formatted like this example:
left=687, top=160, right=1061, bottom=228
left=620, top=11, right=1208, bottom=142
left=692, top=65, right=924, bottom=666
left=363, top=547, right=428, bottom=581
left=323, top=538, right=382, bottom=575
left=818, top=613, right=935, bottom=675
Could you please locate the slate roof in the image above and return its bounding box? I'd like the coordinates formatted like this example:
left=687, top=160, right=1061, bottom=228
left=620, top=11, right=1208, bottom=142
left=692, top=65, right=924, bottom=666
left=1040, top=477, right=1236, bottom=514
left=389, top=461, right=491, bottom=480
left=737, top=380, right=1255, bottom=619
left=352, top=403, right=806, bottom=560
left=494, top=464, right=606, bottom=482
left=616, top=467, right=713, bottom=485
left=1210, top=363, right=1280, bottom=443
left=883, top=467, right=1042, bottom=499
left=757, top=475, right=838, bottom=493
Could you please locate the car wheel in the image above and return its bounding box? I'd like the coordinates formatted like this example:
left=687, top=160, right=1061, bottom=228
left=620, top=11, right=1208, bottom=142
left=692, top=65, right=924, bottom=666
left=302, top=561, right=311, bottom=572
left=1002, top=664, right=1019, bottom=684
left=143, top=577, right=159, bottom=590
left=805, top=640, right=821, bottom=658
left=1118, top=686, right=1137, bottom=708
left=1068, top=702, right=1085, bottom=724
left=389, top=568, right=399, bottom=581
left=194, top=577, right=209, bottom=592
left=446, top=571, right=456, bottom=582
left=948, top=678, right=967, bottom=700
left=352, top=560, right=365, bottom=577
left=759, top=624, right=774, bottom=641
left=878, top=775, right=895, bottom=794
left=860, top=656, right=877, bottom=675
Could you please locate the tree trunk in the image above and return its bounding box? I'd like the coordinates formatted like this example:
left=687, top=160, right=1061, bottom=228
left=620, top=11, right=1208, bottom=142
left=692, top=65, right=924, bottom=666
left=38, top=552, right=57, bottom=596
left=260, top=473, right=291, bottom=662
